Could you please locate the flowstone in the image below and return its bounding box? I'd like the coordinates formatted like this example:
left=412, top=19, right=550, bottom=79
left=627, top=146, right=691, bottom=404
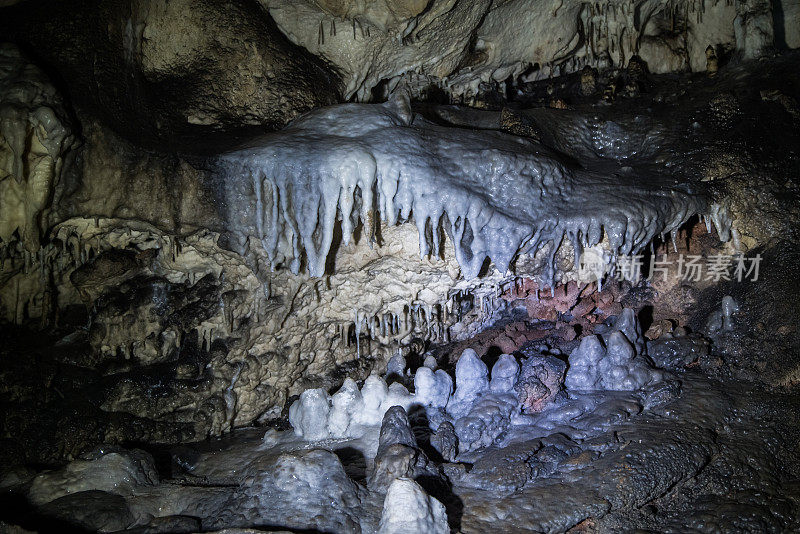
left=220, top=92, right=718, bottom=281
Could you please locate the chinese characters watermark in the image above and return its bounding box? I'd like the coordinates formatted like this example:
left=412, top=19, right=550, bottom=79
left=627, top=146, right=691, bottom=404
left=578, top=250, right=762, bottom=284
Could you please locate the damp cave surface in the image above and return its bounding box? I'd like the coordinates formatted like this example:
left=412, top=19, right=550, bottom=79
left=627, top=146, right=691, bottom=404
left=1, top=1, right=800, bottom=533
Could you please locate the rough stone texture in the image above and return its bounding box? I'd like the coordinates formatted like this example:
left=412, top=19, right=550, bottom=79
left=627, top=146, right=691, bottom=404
left=264, top=0, right=800, bottom=101
left=219, top=89, right=712, bottom=282
left=455, top=378, right=800, bottom=533
left=27, top=446, right=158, bottom=506
left=0, top=326, right=198, bottom=465
left=311, top=0, right=432, bottom=28
left=38, top=491, right=135, bottom=533
left=378, top=478, right=449, bottom=534
left=648, top=335, right=710, bottom=369
left=0, top=44, right=78, bottom=253
left=690, top=244, right=800, bottom=386
left=369, top=406, right=443, bottom=493
left=414, top=367, right=453, bottom=409
left=265, top=0, right=493, bottom=101
left=0, top=370, right=796, bottom=533
left=288, top=389, right=331, bottom=441
left=375, top=406, right=417, bottom=459
left=489, top=353, right=520, bottom=394
left=369, top=443, right=427, bottom=493
left=328, top=378, right=364, bottom=438
left=447, top=349, right=489, bottom=417
left=460, top=440, right=540, bottom=493
left=452, top=391, right=520, bottom=453
left=212, top=449, right=371, bottom=533
left=565, top=330, right=664, bottom=392
left=2, top=0, right=342, bottom=151
left=429, top=421, right=458, bottom=462
left=515, top=351, right=567, bottom=413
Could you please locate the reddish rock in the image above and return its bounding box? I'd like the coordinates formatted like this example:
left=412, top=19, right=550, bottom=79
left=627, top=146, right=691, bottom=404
left=514, top=352, right=566, bottom=414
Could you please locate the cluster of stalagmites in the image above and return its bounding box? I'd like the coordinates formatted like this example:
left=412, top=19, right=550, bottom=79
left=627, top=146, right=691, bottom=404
left=278, top=307, right=676, bottom=532
left=0, top=294, right=786, bottom=533
left=3, top=438, right=451, bottom=534
left=290, top=308, right=669, bottom=455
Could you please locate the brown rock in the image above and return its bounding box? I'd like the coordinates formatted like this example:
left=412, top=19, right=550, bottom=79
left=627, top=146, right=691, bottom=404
left=3, top=0, right=342, bottom=151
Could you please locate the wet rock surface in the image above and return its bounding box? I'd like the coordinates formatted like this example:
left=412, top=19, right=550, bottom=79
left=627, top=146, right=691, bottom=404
left=38, top=491, right=134, bottom=532
left=455, top=376, right=800, bottom=533
left=1, top=370, right=797, bottom=533
left=213, top=448, right=369, bottom=532
left=4, top=277, right=799, bottom=532
left=515, top=351, right=566, bottom=414
left=690, top=244, right=800, bottom=386
left=378, top=478, right=449, bottom=534
left=0, top=5, right=799, bottom=529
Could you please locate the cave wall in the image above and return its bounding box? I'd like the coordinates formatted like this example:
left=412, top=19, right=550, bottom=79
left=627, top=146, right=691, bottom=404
left=265, top=0, right=799, bottom=100
left=0, top=0, right=799, bottom=445
left=1, top=0, right=343, bottom=150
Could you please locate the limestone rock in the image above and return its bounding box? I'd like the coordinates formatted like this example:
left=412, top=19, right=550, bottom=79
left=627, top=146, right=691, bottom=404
left=0, top=44, right=77, bottom=252
left=369, top=406, right=444, bottom=492
left=414, top=367, right=453, bottom=409
left=376, top=406, right=417, bottom=459
left=38, top=491, right=135, bottom=533
left=565, top=310, right=665, bottom=392
left=429, top=421, right=458, bottom=462
left=218, top=449, right=365, bottom=533
left=27, top=446, right=158, bottom=506
left=3, top=0, right=341, bottom=150
left=447, top=349, right=489, bottom=418
left=378, top=478, right=449, bottom=534
left=490, top=353, right=520, bottom=394
left=289, top=389, right=332, bottom=441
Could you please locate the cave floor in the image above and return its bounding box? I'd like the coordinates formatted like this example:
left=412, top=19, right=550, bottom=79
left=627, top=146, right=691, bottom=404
left=40, top=372, right=791, bottom=533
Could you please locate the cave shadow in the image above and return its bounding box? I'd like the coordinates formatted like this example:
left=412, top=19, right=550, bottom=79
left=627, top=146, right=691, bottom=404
left=333, top=446, right=367, bottom=485
left=417, top=472, right=465, bottom=533
left=408, top=404, right=436, bottom=459
left=406, top=405, right=464, bottom=532
left=0, top=493, right=93, bottom=534
left=324, top=216, right=345, bottom=276
left=638, top=305, right=654, bottom=335
left=773, top=0, right=788, bottom=50
left=323, top=184, right=384, bottom=277
left=482, top=345, right=504, bottom=373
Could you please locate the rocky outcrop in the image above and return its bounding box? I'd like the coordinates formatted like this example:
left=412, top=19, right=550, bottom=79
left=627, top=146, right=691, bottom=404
left=264, top=0, right=798, bottom=101
left=0, top=44, right=77, bottom=253
left=2, top=0, right=342, bottom=151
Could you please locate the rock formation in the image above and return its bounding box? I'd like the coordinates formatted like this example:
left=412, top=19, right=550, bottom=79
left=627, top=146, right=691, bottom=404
left=0, top=2, right=799, bottom=530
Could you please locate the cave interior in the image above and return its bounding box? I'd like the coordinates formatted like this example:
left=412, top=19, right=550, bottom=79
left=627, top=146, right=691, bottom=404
left=1, top=0, right=800, bottom=532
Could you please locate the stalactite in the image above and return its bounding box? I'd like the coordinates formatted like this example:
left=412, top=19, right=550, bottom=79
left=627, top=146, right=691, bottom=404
left=221, top=94, right=723, bottom=288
